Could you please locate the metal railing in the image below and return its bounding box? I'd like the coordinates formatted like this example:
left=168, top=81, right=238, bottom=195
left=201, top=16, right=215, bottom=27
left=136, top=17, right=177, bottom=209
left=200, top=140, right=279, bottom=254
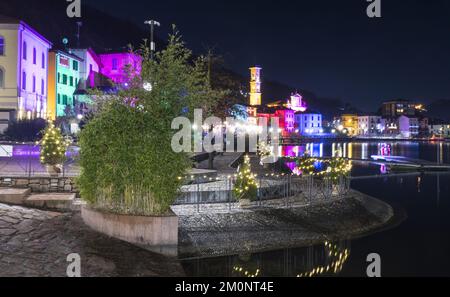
left=0, top=143, right=79, bottom=178
left=173, top=174, right=351, bottom=212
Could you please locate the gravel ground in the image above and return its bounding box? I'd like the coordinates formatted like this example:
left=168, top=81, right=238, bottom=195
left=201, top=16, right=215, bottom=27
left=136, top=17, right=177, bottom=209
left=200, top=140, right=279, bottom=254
left=177, top=193, right=393, bottom=258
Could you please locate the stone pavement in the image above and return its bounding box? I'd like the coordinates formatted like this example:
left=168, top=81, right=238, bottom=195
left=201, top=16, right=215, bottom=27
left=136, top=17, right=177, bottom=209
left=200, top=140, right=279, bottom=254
left=0, top=203, right=185, bottom=277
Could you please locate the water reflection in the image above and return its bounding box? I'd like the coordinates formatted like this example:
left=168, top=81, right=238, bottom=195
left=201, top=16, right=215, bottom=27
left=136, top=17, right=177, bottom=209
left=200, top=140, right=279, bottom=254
left=280, top=141, right=450, bottom=175
left=182, top=241, right=351, bottom=277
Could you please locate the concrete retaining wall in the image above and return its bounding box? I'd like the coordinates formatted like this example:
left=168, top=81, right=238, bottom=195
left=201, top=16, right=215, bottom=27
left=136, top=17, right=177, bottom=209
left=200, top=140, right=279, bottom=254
left=81, top=206, right=178, bottom=256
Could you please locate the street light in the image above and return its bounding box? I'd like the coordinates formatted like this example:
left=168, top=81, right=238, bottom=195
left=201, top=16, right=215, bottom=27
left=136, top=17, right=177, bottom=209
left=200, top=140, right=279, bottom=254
left=144, top=20, right=160, bottom=60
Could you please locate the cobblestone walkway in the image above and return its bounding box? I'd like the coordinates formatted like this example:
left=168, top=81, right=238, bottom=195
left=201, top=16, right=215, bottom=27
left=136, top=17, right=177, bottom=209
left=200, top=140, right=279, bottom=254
left=0, top=203, right=184, bottom=277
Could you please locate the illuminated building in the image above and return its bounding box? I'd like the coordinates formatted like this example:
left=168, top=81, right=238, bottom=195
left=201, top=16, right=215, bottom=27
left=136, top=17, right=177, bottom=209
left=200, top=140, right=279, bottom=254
left=287, top=93, right=307, bottom=112
left=249, top=66, right=261, bottom=106
left=295, top=112, right=323, bottom=135
left=0, top=16, right=52, bottom=131
left=67, top=48, right=101, bottom=89
left=357, top=115, right=383, bottom=136
left=398, top=115, right=419, bottom=138
left=47, top=50, right=82, bottom=119
left=275, top=109, right=295, bottom=135
left=99, top=52, right=142, bottom=86
left=429, top=124, right=450, bottom=138
left=381, top=99, right=425, bottom=117
left=340, top=114, right=358, bottom=136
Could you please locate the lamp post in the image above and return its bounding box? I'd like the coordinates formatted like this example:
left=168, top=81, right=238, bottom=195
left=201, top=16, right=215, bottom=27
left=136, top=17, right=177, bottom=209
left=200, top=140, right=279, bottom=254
left=76, top=21, right=82, bottom=48
left=144, top=20, right=160, bottom=60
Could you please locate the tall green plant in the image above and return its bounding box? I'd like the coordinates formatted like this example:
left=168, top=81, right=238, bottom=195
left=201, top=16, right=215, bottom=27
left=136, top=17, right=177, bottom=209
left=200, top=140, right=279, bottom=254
left=77, top=29, right=222, bottom=215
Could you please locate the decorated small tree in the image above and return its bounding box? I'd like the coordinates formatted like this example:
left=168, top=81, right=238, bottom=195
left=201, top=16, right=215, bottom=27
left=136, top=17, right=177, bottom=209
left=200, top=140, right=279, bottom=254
left=233, top=155, right=257, bottom=203
left=39, top=121, right=70, bottom=175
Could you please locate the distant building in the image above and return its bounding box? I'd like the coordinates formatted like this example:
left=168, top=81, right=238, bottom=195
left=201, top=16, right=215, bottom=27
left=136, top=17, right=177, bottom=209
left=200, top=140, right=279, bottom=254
left=48, top=50, right=82, bottom=118
left=429, top=124, right=450, bottom=138
left=0, top=16, right=52, bottom=131
left=295, top=112, right=323, bottom=135
left=99, top=52, right=142, bottom=86
left=340, top=114, right=358, bottom=136
left=67, top=48, right=101, bottom=89
left=357, top=115, right=383, bottom=136
left=381, top=99, right=425, bottom=117
left=287, top=93, right=307, bottom=112
left=398, top=115, right=419, bottom=138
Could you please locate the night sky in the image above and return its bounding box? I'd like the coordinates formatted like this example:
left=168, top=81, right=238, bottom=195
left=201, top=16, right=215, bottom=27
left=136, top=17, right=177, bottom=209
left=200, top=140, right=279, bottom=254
left=84, top=0, right=450, bottom=111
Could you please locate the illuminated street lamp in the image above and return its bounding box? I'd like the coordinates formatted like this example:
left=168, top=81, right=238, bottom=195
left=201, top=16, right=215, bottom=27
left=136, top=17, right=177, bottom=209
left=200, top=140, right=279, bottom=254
left=144, top=19, right=160, bottom=60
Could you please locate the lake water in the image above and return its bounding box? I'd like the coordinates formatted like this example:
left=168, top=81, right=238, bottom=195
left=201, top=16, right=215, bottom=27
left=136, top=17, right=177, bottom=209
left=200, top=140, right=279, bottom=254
left=181, top=141, right=450, bottom=277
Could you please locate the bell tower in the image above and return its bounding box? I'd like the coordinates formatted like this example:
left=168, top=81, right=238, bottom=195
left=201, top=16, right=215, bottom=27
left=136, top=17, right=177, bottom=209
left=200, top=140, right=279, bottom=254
left=249, top=66, right=262, bottom=106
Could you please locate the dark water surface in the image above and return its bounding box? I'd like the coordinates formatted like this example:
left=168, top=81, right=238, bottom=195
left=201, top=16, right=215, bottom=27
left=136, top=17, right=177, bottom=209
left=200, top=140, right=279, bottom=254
left=181, top=141, right=450, bottom=277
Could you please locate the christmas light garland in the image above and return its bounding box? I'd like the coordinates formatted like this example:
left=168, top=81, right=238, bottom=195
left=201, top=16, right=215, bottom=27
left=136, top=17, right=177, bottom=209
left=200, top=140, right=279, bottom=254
left=286, top=155, right=352, bottom=180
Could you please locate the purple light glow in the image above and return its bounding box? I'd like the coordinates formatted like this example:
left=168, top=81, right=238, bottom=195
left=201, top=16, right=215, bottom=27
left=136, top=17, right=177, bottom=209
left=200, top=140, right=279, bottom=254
left=10, top=145, right=78, bottom=158
left=99, top=53, right=142, bottom=85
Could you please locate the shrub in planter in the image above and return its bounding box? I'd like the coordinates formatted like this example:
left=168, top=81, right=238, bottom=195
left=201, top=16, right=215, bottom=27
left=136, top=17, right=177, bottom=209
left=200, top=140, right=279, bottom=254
left=77, top=31, right=221, bottom=216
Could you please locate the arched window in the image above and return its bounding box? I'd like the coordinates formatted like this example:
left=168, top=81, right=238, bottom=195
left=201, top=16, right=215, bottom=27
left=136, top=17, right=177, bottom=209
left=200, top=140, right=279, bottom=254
left=41, top=79, right=45, bottom=95
left=23, top=41, right=27, bottom=60
left=22, top=71, right=26, bottom=90
left=0, top=68, right=4, bottom=88
left=41, top=52, right=45, bottom=69
left=32, top=75, right=36, bottom=93
left=33, top=47, right=36, bottom=64
left=0, top=36, right=4, bottom=55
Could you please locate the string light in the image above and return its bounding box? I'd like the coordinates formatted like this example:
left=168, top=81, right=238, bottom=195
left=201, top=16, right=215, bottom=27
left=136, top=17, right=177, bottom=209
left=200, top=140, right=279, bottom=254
left=233, top=155, right=257, bottom=200
left=39, top=121, right=71, bottom=166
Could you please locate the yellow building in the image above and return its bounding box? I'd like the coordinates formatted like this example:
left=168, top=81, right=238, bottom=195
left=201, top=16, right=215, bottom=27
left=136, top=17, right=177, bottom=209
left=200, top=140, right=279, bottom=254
left=340, top=114, right=358, bottom=136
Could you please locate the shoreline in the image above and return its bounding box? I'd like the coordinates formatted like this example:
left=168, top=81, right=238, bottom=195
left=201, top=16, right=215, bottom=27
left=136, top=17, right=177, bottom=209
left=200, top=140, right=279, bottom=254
left=177, top=190, right=395, bottom=259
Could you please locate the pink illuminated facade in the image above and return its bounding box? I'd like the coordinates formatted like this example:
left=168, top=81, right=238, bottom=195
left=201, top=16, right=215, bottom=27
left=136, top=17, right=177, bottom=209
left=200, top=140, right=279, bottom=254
left=99, top=52, right=142, bottom=86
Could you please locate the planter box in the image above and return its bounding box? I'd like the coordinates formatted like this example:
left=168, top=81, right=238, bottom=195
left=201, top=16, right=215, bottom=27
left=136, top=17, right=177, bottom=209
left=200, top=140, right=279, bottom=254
left=81, top=206, right=178, bottom=256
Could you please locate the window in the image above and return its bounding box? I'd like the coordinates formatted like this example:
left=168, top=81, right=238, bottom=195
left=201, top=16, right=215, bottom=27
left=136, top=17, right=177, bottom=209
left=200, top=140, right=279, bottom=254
left=57, top=73, right=60, bottom=83
left=69, top=76, right=73, bottom=87
left=32, top=75, right=36, bottom=93
left=112, top=58, right=118, bottom=70
left=41, top=53, right=45, bottom=69
left=22, top=72, right=26, bottom=90
left=57, top=94, right=61, bottom=104
left=23, top=42, right=27, bottom=60
left=33, top=47, right=36, bottom=64
left=63, top=95, right=68, bottom=105
left=41, top=79, right=45, bottom=95
left=73, top=60, right=78, bottom=71
left=0, top=36, right=4, bottom=55
left=0, top=68, right=4, bottom=88
left=62, top=74, right=67, bottom=85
